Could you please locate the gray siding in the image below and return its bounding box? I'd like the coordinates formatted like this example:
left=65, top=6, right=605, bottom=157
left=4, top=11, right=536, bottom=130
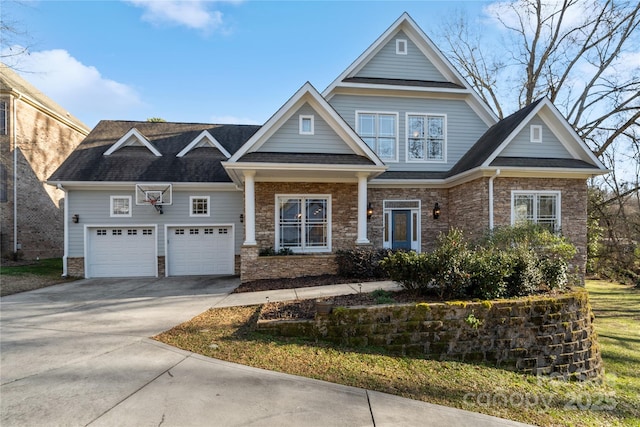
left=257, top=103, right=353, bottom=154
left=356, top=31, right=447, bottom=82
left=68, top=189, right=243, bottom=257
left=501, top=116, right=572, bottom=158
left=329, top=94, right=489, bottom=171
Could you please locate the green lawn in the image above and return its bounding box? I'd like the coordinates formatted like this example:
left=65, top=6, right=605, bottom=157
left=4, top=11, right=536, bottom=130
left=0, top=258, right=64, bottom=276
left=154, top=280, right=636, bottom=426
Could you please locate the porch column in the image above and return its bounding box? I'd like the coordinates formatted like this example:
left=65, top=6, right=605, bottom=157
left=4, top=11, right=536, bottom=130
left=243, top=170, right=257, bottom=246
left=356, top=173, right=370, bottom=244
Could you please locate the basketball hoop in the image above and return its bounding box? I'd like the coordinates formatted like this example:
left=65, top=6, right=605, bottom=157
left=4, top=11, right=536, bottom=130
left=147, top=196, right=163, bottom=214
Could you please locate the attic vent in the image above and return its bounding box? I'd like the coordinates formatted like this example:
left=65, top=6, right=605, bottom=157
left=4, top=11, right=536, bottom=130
left=396, top=39, right=407, bottom=55
left=530, top=125, right=542, bottom=143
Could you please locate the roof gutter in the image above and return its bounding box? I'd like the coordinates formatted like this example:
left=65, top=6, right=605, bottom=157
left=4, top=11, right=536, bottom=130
left=57, top=184, right=69, bottom=277
left=489, top=168, right=501, bottom=230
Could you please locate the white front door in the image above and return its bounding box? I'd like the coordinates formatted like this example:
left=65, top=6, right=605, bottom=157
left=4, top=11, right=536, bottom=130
left=167, top=226, right=234, bottom=276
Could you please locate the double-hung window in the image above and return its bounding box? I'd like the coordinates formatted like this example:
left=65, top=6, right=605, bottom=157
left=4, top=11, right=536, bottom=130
left=512, top=191, right=560, bottom=232
left=277, top=195, right=330, bottom=252
left=110, top=196, right=131, bottom=217
left=357, top=112, right=398, bottom=161
left=407, top=114, right=445, bottom=161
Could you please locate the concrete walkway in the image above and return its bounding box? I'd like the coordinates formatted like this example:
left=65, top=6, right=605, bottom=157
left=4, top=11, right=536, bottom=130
left=1, top=276, right=532, bottom=426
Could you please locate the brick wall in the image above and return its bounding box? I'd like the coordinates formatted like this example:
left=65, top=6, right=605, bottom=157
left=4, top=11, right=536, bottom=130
left=258, top=288, right=603, bottom=381
left=492, top=178, right=588, bottom=280
left=448, top=178, right=490, bottom=239
left=0, top=95, right=87, bottom=259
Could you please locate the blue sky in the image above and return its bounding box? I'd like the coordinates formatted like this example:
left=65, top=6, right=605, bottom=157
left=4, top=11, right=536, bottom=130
left=3, top=1, right=494, bottom=128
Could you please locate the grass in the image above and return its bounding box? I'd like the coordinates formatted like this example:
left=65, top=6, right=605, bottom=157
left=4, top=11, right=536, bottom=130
left=0, top=258, right=64, bottom=276
left=154, top=280, right=640, bottom=426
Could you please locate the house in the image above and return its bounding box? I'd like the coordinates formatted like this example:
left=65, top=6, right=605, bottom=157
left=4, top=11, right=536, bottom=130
left=47, top=13, right=607, bottom=282
left=1, top=63, right=90, bottom=260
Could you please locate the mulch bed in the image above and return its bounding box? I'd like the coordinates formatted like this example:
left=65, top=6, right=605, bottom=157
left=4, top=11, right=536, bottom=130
left=233, top=274, right=380, bottom=293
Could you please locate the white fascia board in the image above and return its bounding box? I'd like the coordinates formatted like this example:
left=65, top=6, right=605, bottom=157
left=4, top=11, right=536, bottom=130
left=103, top=128, right=162, bottom=157
left=486, top=166, right=608, bottom=179
left=321, top=13, right=499, bottom=124
left=45, top=181, right=240, bottom=191
left=482, top=102, right=546, bottom=167
left=223, top=162, right=387, bottom=174
left=484, top=98, right=607, bottom=170
left=537, top=100, right=607, bottom=170
left=176, top=130, right=231, bottom=158
left=228, top=82, right=384, bottom=167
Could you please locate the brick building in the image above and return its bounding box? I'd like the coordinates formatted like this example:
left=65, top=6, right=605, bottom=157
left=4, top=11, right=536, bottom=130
left=1, top=63, right=89, bottom=260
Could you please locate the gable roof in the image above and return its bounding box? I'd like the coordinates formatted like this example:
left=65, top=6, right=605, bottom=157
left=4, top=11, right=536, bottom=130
left=0, top=63, right=89, bottom=135
left=103, top=128, right=162, bottom=156
left=176, top=130, right=232, bottom=158
left=322, top=13, right=498, bottom=126
left=48, top=121, right=260, bottom=184
left=445, top=97, right=606, bottom=178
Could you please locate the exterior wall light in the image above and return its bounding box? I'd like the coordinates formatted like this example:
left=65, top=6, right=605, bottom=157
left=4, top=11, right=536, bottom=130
left=433, top=203, right=441, bottom=220
left=367, top=203, right=373, bottom=220
left=239, top=213, right=244, bottom=223
left=72, top=214, right=80, bottom=223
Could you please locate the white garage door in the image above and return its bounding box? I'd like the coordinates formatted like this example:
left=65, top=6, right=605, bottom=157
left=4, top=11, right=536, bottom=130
left=167, top=226, right=234, bottom=276
left=87, top=227, right=157, bottom=278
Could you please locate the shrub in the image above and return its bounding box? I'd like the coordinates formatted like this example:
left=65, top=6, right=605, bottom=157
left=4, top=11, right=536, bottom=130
left=466, top=248, right=510, bottom=299
left=379, top=250, right=433, bottom=291
left=259, top=247, right=294, bottom=256
left=428, top=229, right=473, bottom=299
left=335, top=248, right=389, bottom=279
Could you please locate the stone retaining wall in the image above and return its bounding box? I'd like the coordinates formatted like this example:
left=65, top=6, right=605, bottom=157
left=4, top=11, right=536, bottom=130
left=258, top=289, right=603, bottom=380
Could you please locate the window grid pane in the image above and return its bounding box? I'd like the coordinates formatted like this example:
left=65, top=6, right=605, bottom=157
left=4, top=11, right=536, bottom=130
left=358, top=113, right=396, bottom=160
left=192, top=198, right=208, bottom=215
left=278, top=197, right=328, bottom=251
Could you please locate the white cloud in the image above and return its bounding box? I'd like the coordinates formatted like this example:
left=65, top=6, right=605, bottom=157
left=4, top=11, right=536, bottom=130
left=126, top=0, right=236, bottom=31
left=2, top=46, right=144, bottom=127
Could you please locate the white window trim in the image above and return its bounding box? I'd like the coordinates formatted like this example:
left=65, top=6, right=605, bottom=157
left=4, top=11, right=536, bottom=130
left=299, top=115, right=314, bottom=135
left=405, top=112, right=447, bottom=163
left=530, top=125, right=542, bottom=143
left=275, top=194, right=332, bottom=253
left=110, top=196, right=132, bottom=217
left=355, top=110, right=399, bottom=162
left=190, top=196, right=210, bottom=217
left=510, top=190, right=561, bottom=231
left=396, top=39, right=407, bottom=55
left=382, top=200, right=421, bottom=252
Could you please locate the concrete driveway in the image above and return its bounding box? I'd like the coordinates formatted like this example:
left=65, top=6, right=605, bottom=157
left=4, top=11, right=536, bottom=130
left=1, top=277, right=531, bottom=426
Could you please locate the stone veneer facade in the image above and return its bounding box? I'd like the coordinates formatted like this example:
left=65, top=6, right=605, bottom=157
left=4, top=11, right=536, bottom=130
left=241, top=177, right=589, bottom=283
left=258, top=288, right=603, bottom=381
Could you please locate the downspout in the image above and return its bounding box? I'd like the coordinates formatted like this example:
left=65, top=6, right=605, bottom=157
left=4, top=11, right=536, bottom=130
left=488, top=169, right=500, bottom=230
left=13, top=92, right=22, bottom=257
left=57, top=184, right=69, bottom=277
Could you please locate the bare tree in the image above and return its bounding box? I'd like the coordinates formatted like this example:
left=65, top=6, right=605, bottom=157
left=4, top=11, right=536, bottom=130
left=440, top=0, right=640, bottom=282
left=0, top=1, right=34, bottom=69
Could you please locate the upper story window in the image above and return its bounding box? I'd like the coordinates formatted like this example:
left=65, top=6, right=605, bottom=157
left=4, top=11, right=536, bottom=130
left=110, top=196, right=131, bottom=217
left=276, top=195, right=331, bottom=253
left=0, top=101, right=7, bottom=135
left=190, top=196, right=210, bottom=217
left=299, top=115, right=314, bottom=135
left=357, top=111, right=398, bottom=161
left=396, top=39, right=407, bottom=55
left=530, top=125, right=542, bottom=143
left=512, top=191, right=560, bottom=232
left=407, top=114, right=446, bottom=161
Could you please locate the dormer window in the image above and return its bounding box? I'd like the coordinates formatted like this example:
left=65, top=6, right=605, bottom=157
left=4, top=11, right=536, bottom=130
left=396, top=39, right=407, bottom=55
left=299, top=115, right=314, bottom=135
left=530, top=125, right=542, bottom=143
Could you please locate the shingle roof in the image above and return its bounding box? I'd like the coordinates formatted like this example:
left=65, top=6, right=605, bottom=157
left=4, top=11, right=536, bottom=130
left=49, top=121, right=261, bottom=182
left=237, top=152, right=375, bottom=165
left=490, top=157, right=599, bottom=169
left=342, top=77, right=465, bottom=89
left=446, top=99, right=545, bottom=177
